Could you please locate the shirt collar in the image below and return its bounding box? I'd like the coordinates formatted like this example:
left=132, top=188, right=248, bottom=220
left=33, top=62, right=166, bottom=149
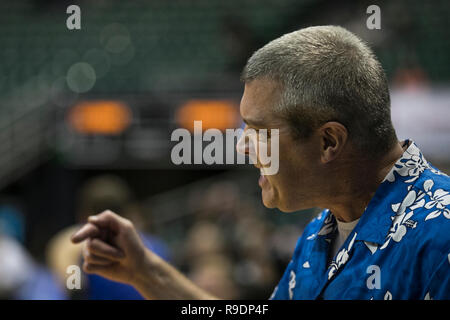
left=314, top=140, right=428, bottom=245
left=354, top=139, right=428, bottom=244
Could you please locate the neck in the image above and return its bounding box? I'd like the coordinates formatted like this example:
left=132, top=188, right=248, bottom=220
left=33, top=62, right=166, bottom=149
left=321, top=141, right=406, bottom=222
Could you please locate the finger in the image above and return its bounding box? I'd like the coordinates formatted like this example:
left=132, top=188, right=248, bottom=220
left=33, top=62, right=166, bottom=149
left=83, top=243, right=116, bottom=265
left=85, top=252, right=116, bottom=266
left=83, top=261, right=117, bottom=274
left=71, top=223, right=100, bottom=244
left=87, top=238, right=125, bottom=260
left=88, top=210, right=126, bottom=232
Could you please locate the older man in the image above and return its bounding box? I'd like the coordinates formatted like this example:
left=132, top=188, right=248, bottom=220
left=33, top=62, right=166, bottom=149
left=71, top=26, right=450, bottom=300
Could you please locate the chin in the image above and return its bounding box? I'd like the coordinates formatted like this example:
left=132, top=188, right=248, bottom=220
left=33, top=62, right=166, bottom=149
left=262, top=197, right=296, bottom=212
left=262, top=190, right=303, bottom=212
left=261, top=196, right=277, bottom=209
left=274, top=201, right=299, bottom=213
left=260, top=187, right=276, bottom=207
left=261, top=188, right=288, bottom=211
left=260, top=178, right=300, bottom=212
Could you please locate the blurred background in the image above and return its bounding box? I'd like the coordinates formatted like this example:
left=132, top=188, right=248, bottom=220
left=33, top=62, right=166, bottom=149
left=0, top=0, right=449, bottom=299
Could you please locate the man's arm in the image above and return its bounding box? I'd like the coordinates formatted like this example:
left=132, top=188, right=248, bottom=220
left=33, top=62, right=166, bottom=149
left=71, top=210, right=218, bottom=300
left=133, top=249, right=217, bottom=300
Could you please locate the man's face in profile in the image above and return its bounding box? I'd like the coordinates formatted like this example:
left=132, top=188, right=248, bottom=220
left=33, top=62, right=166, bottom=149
left=239, top=78, right=323, bottom=212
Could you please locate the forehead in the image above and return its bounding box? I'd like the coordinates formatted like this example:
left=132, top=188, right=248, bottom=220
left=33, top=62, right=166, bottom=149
left=240, top=78, right=281, bottom=125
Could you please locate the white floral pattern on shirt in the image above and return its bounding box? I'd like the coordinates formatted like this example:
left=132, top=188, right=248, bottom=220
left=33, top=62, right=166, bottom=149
left=381, top=176, right=450, bottom=249
left=384, top=142, right=447, bottom=184
left=327, top=232, right=357, bottom=280
left=380, top=141, right=449, bottom=250
left=423, top=180, right=450, bottom=220
left=381, top=185, right=425, bottom=249
left=317, top=212, right=335, bottom=237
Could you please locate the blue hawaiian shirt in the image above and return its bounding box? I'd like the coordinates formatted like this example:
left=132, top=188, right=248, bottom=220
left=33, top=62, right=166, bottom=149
left=271, top=140, right=450, bottom=300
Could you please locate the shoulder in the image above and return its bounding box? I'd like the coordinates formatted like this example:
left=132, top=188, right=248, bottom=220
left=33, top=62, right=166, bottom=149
left=415, top=163, right=450, bottom=192
left=411, top=167, right=450, bottom=224
left=406, top=168, right=450, bottom=265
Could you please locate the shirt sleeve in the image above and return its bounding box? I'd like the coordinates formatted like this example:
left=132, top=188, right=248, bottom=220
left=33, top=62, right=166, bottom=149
left=424, top=253, right=450, bottom=300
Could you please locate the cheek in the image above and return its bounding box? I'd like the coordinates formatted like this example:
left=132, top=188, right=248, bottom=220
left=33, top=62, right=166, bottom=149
left=274, top=147, right=306, bottom=191
left=278, top=145, right=301, bottom=177
left=266, top=166, right=293, bottom=197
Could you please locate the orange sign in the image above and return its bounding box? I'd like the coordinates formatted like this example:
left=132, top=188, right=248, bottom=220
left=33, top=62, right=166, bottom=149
left=176, top=99, right=239, bottom=132
left=68, top=100, right=132, bottom=135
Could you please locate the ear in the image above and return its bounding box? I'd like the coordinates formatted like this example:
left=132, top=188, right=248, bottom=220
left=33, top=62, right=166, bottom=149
left=318, top=122, right=348, bottom=163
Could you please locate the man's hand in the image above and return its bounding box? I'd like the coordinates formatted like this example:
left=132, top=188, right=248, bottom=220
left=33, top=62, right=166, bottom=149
left=71, top=210, right=147, bottom=286
left=71, top=209, right=217, bottom=299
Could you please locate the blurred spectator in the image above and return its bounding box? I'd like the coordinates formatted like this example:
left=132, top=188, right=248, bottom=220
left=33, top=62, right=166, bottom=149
left=0, top=202, right=26, bottom=244
left=0, top=202, right=66, bottom=300
left=393, top=64, right=430, bottom=90
left=46, top=174, right=170, bottom=299
left=184, top=221, right=227, bottom=261
left=188, top=254, right=238, bottom=300
left=179, top=181, right=283, bottom=299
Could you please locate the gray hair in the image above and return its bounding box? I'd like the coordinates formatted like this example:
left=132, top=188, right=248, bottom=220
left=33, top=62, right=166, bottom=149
left=241, top=25, right=397, bottom=156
